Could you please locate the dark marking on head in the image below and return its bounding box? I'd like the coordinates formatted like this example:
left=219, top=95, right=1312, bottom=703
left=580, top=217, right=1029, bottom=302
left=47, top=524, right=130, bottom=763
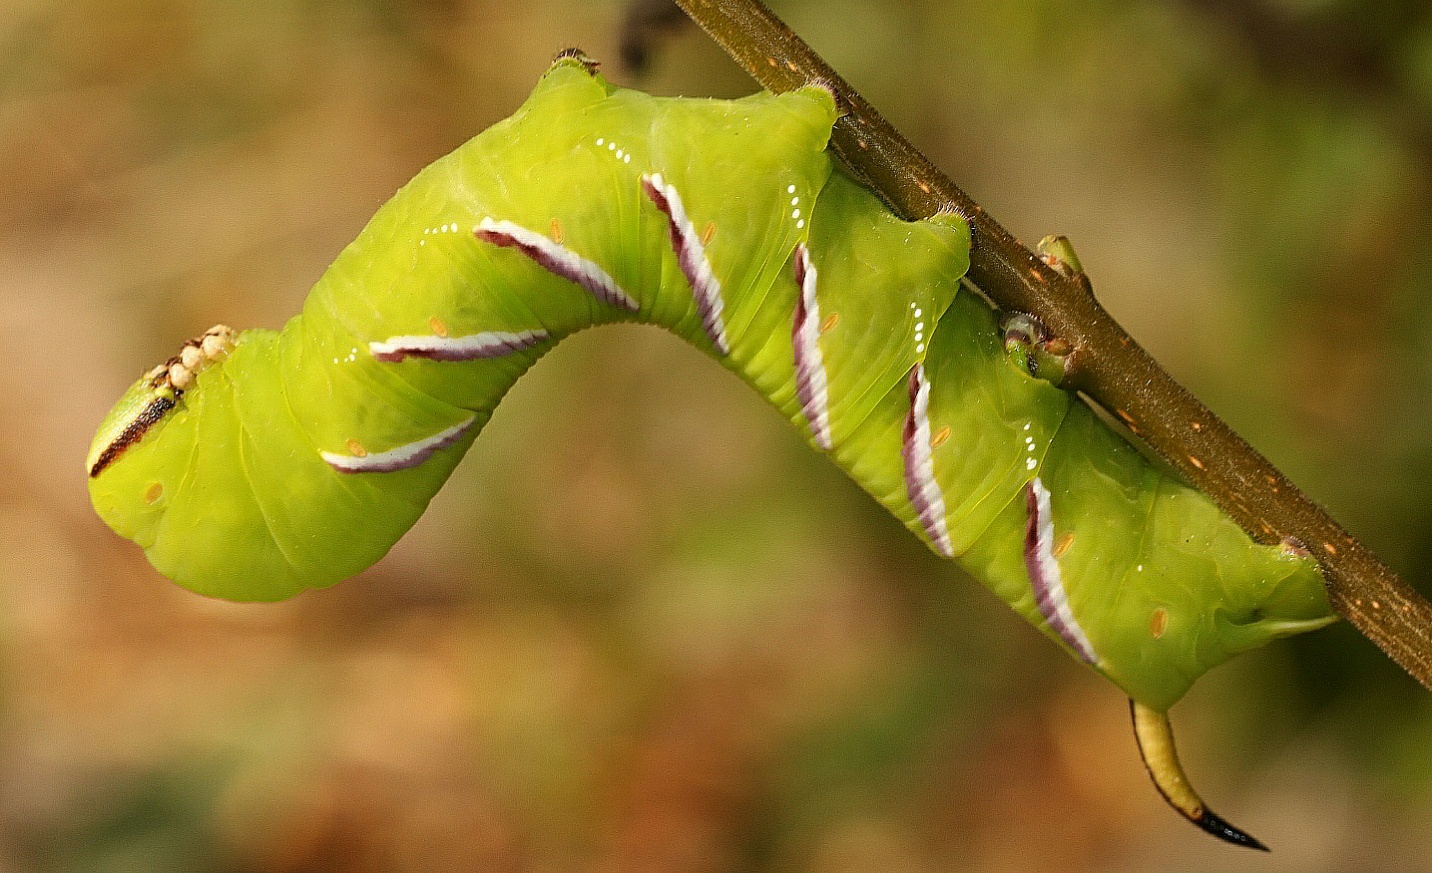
left=88, top=325, right=234, bottom=478
left=88, top=396, right=176, bottom=478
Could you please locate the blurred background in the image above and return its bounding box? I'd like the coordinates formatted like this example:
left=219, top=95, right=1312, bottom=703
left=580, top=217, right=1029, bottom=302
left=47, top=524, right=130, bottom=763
left=2, top=0, right=1431, bottom=869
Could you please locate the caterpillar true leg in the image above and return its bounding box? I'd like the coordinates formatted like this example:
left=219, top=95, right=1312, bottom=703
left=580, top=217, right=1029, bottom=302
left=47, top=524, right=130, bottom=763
left=1130, top=700, right=1269, bottom=851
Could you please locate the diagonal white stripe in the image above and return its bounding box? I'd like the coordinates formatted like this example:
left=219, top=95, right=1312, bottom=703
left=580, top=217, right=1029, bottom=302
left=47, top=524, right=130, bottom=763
left=321, top=416, right=476, bottom=474
left=902, top=364, right=953, bottom=557
left=641, top=173, right=730, bottom=354
left=792, top=244, right=832, bottom=450
left=476, top=218, right=638, bottom=311
left=370, top=330, right=549, bottom=362
left=1025, top=477, right=1099, bottom=663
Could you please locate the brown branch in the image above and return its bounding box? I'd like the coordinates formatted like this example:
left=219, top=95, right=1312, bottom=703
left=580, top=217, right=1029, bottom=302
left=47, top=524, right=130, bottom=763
left=669, top=0, right=1432, bottom=690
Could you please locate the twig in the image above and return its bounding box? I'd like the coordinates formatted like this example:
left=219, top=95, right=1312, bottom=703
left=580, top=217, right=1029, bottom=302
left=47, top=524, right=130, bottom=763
left=669, top=0, right=1432, bottom=690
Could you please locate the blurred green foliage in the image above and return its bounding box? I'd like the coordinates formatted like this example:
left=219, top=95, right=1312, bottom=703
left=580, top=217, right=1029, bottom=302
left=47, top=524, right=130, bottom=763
left=1, top=0, right=1430, bottom=869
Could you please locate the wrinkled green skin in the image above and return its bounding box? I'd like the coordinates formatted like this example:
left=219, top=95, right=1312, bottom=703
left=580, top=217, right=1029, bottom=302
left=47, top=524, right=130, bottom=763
left=89, top=59, right=1333, bottom=711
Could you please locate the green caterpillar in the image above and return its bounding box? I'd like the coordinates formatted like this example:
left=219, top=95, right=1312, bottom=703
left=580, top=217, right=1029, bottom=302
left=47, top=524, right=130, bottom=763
left=86, top=54, right=1334, bottom=848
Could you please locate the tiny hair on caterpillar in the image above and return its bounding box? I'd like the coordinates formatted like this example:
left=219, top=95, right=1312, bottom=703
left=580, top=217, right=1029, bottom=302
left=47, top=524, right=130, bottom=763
left=87, top=52, right=1334, bottom=849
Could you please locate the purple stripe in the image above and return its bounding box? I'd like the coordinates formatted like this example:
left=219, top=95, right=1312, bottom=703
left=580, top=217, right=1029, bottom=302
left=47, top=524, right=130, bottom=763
left=370, top=329, right=549, bottom=362
left=901, top=364, right=954, bottom=557
left=640, top=173, right=731, bottom=355
left=792, top=244, right=832, bottom=450
left=321, top=416, right=475, bottom=474
left=1023, top=478, right=1099, bottom=663
left=476, top=218, right=639, bottom=311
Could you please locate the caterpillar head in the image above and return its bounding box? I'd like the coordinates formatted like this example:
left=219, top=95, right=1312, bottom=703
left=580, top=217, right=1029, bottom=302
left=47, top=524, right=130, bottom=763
left=86, top=320, right=462, bottom=601
left=87, top=325, right=238, bottom=479
left=87, top=326, right=245, bottom=586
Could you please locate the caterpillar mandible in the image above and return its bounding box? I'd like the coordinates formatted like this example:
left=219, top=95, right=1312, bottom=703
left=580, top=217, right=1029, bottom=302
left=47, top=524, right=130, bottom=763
left=86, top=53, right=1335, bottom=848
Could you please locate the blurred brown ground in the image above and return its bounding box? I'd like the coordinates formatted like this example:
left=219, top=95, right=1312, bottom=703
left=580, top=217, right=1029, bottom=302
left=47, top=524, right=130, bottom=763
left=1, top=1, right=1430, bottom=870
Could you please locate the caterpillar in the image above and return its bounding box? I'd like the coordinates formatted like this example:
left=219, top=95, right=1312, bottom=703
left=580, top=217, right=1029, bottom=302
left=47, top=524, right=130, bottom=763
left=86, top=53, right=1335, bottom=848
